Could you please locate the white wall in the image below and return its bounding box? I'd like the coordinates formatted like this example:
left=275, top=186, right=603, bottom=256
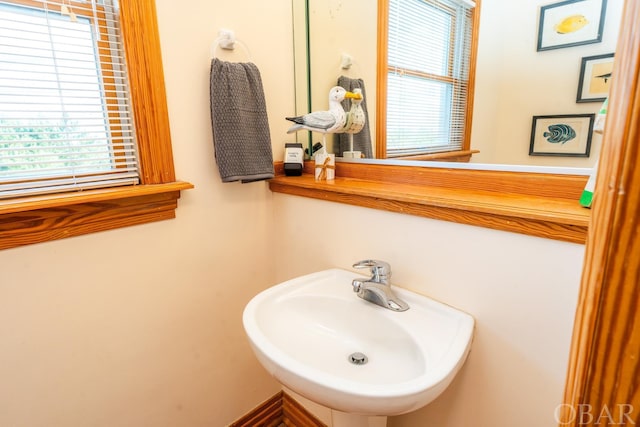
left=0, top=0, right=294, bottom=425
left=273, top=195, right=584, bottom=427
left=307, top=0, right=379, bottom=151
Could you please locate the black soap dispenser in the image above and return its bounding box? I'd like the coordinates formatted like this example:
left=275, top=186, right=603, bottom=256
left=284, top=143, right=304, bottom=176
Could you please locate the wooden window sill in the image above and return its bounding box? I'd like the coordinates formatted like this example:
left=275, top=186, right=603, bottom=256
left=393, top=149, right=480, bottom=162
left=270, top=162, right=589, bottom=243
left=0, top=182, right=193, bottom=250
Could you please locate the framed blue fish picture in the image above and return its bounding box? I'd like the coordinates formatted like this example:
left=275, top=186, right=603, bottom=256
left=537, top=0, right=607, bottom=51
left=529, top=114, right=595, bottom=157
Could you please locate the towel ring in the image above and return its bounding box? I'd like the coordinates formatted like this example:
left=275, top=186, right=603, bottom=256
left=210, top=29, right=253, bottom=62
left=338, top=58, right=362, bottom=77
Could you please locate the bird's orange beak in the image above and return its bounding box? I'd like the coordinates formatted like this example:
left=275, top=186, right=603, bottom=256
left=344, top=91, right=363, bottom=100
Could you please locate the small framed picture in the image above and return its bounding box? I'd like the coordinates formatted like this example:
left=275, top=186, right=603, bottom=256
left=529, top=114, right=595, bottom=157
left=537, top=0, right=608, bottom=51
left=577, top=53, right=614, bottom=103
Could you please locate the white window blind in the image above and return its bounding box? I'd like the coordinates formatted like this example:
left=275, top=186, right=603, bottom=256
left=386, top=0, right=474, bottom=156
left=0, top=0, right=138, bottom=199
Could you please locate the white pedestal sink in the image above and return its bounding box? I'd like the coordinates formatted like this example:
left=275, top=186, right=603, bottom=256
left=242, top=268, right=474, bottom=425
left=332, top=410, right=387, bottom=427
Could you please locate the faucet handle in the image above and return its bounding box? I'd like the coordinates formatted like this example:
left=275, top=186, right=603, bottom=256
left=352, top=260, right=391, bottom=281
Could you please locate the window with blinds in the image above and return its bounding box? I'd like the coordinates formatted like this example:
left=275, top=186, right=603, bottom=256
left=0, top=0, right=138, bottom=199
left=386, top=0, right=475, bottom=156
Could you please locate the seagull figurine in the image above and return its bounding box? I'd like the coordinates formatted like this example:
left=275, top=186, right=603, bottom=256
left=285, top=86, right=360, bottom=135
left=341, top=88, right=366, bottom=156
left=341, top=88, right=365, bottom=134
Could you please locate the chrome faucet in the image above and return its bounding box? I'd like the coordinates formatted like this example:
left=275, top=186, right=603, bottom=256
left=351, top=260, right=409, bottom=312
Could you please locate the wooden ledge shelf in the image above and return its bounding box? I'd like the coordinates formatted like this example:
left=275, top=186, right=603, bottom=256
left=270, top=163, right=590, bottom=244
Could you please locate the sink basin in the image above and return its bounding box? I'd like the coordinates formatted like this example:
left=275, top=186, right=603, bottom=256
left=242, top=268, right=474, bottom=416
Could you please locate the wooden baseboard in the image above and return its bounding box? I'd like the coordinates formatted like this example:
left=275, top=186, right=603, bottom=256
left=230, top=391, right=327, bottom=427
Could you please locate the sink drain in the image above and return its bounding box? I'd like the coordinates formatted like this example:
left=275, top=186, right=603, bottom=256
left=348, top=352, right=368, bottom=365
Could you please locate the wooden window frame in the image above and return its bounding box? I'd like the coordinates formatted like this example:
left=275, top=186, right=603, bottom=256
left=0, top=0, right=193, bottom=250
left=376, top=0, right=481, bottom=161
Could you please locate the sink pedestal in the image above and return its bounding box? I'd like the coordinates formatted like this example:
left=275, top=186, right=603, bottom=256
left=331, top=410, right=387, bottom=427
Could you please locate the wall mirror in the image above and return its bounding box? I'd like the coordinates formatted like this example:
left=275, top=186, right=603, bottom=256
left=291, top=0, right=623, bottom=169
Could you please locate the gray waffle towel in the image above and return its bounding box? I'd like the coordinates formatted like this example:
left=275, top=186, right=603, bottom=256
left=210, top=58, right=274, bottom=183
left=335, top=76, right=373, bottom=158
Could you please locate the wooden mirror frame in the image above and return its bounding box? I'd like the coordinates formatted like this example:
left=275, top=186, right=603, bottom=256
left=560, top=0, right=640, bottom=424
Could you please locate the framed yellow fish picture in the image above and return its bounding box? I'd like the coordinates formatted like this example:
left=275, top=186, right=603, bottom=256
left=577, top=53, right=614, bottom=102
left=529, top=114, right=595, bottom=157
left=537, top=0, right=607, bottom=51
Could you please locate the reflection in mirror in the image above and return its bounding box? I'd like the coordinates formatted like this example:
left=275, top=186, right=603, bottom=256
left=378, top=0, right=477, bottom=161
left=294, top=0, right=623, bottom=168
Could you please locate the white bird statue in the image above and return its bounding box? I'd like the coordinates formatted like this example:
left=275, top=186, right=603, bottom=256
left=340, top=88, right=366, bottom=157
left=285, top=86, right=360, bottom=135
left=341, top=88, right=365, bottom=134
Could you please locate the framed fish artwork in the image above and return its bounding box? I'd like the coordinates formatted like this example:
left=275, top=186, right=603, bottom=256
left=537, top=0, right=608, bottom=51
left=529, top=114, right=595, bottom=157
left=577, top=53, right=614, bottom=103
